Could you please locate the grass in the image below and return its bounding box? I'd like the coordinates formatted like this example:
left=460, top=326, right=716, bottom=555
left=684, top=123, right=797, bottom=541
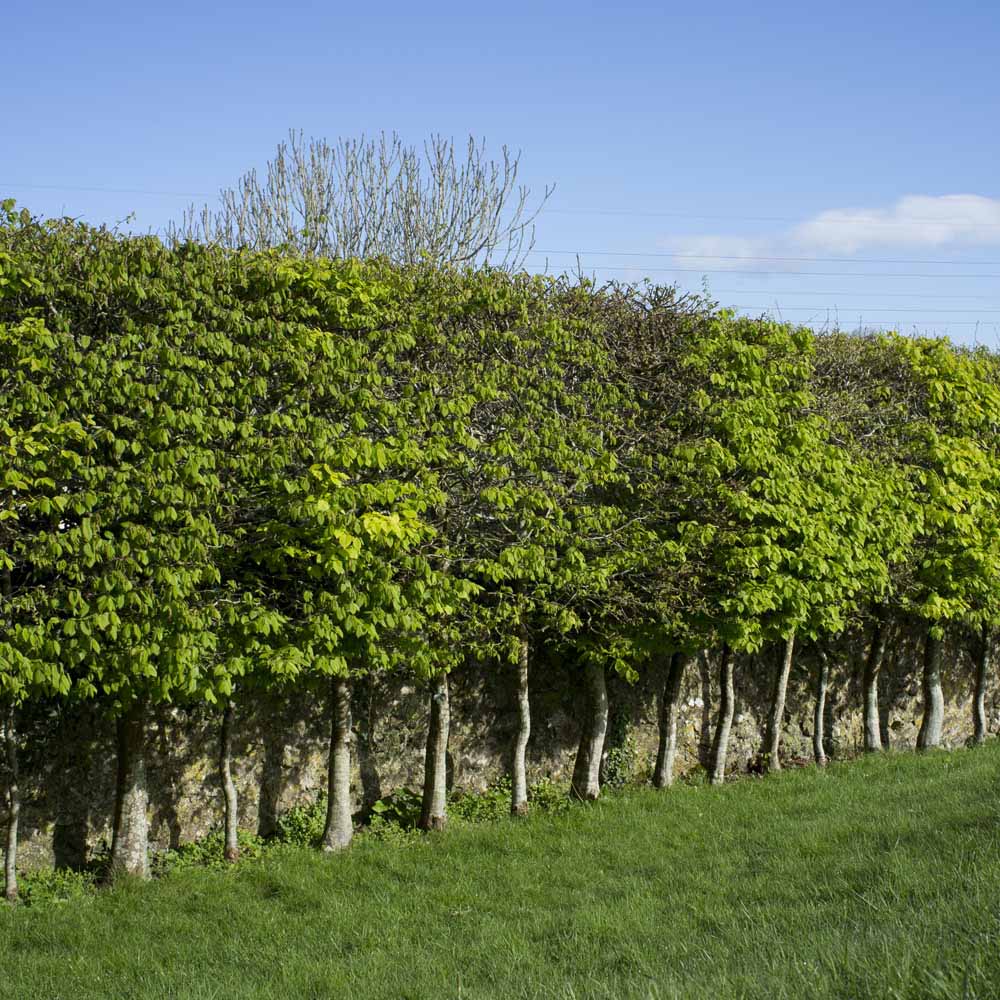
left=2, top=745, right=1000, bottom=999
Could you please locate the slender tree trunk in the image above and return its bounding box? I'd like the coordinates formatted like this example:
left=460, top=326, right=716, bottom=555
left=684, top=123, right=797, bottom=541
left=878, top=647, right=895, bottom=750
left=571, top=661, right=608, bottom=800
left=862, top=618, right=887, bottom=753
left=110, top=701, right=149, bottom=879
left=511, top=628, right=531, bottom=816
left=763, top=631, right=796, bottom=773
left=709, top=646, right=735, bottom=785
left=323, top=676, right=354, bottom=851
left=697, top=651, right=714, bottom=769
left=653, top=652, right=688, bottom=789
left=419, top=674, right=449, bottom=831
left=917, top=631, right=944, bottom=750
left=1, top=571, right=15, bottom=903
left=219, top=700, right=240, bottom=862
left=3, top=705, right=19, bottom=903
left=813, top=648, right=829, bottom=766
left=973, top=626, right=992, bottom=745
left=355, top=674, right=382, bottom=812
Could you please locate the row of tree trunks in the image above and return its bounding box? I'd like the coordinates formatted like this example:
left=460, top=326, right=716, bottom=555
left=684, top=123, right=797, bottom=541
left=6, top=625, right=992, bottom=889
left=3, top=705, right=19, bottom=902
left=570, top=661, right=609, bottom=800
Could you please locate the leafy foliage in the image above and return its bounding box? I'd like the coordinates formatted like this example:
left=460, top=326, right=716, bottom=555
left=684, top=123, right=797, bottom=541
left=3, top=201, right=1000, bottom=883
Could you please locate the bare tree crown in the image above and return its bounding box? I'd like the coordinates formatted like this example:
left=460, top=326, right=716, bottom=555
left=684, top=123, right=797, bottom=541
left=167, top=131, right=553, bottom=270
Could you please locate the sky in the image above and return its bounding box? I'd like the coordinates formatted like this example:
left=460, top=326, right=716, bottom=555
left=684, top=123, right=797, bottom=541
left=3, top=0, right=999, bottom=344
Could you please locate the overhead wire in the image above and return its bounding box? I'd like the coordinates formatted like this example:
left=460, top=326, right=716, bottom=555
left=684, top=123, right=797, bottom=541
left=529, top=248, right=1000, bottom=267
left=525, top=262, right=1000, bottom=279
left=5, top=181, right=1000, bottom=233
left=5, top=181, right=999, bottom=327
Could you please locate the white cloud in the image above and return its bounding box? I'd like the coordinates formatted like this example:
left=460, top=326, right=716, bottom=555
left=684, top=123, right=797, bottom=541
left=663, top=194, right=1000, bottom=264
left=791, top=195, right=1000, bottom=254
left=658, top=233, right=793, bottom=272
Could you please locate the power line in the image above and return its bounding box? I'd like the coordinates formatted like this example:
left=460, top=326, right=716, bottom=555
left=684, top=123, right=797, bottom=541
left=1, top=182, right=212, bottom=198
left=4, top=183, right=1000, bottom=230
left=542, top=207, right=1000, bottom=229
left=531, top=248, right=1000, bottom=267
left=726, top=314, right=994, bottom=328
left=710, top=289, right=999, bottom=301
left=525, top=263, right=1000, bottom=279
left=725, top=306, right=1000, bottom=315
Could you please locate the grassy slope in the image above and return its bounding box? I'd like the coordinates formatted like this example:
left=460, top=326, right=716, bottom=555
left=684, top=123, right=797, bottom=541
left=2, top=745, right=1000, bottom=1000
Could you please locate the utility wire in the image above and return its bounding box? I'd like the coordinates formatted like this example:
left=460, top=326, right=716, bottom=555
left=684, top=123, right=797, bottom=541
left=530, top=248, right=1000, bottom=267
left=1, top=182, right=213, bottom=198
left=5, top=182, right=1000, bottom=230
left=525, top=263, right=1000, bottom=279
left=707, top=289, right=999, bottom=301
left=723, top=306, right=1000, bottom=315
left=719, top=314, right=995, bottom=327
left=542, top=207, right=1000, bottom=229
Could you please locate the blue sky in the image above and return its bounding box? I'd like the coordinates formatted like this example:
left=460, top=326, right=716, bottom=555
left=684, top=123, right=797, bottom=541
left=4, top=0, right=998, bottom=344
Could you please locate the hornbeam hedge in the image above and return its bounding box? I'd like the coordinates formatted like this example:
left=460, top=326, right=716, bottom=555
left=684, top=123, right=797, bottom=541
left=1, top=204, right=998, bottom=897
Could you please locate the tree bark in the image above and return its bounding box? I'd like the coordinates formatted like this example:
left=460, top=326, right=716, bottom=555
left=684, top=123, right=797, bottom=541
left=696, top=651, right=713, bottom=769
left=571, top=661, right=608, bottom=800
left=219, top=700, right=240, bottom=862
left=3, top=705, right=19, bottom=903
left=878, top=648, right=895, bottom=750
left=419, top=674, right=449, bottom=831
left=323, top=676, right=354, bottom=851
left=763, top=631, right=796, bottom=773
left=110, top=701, right=149, bottom=879
left=917, top=630, right=944, bottom=750
left=709, top=645, right=735, bottom=785
left=510, top=629, right=531, bottom=816
left=862, top=618, right=887, bottom=753
left=355, top=675, right=382, bottom=812
left=973, top=626, right=992, bottom=745
left=653, top=652, right=688, bottom=789
left=813, top=648, right=829, bottom=766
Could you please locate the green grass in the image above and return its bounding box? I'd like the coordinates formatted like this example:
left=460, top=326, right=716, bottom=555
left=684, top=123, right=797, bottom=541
left=3, top=745, right=1000, bottom=999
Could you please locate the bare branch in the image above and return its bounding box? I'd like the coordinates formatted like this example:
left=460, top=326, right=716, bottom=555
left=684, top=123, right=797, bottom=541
left=166, top=131, right=553, bottom=271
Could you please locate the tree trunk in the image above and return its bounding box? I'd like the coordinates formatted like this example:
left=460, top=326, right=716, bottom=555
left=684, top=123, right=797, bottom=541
left=571, top=661, right=608, bottom=800
left=653, top=652, right=688, bottom=789
left=763, top=631, right=796, bottom=773
left=219, top=700, right=240, bottom=862
left=354, top=675, right=382, bottom=813
left=862, top=618, right=887, bottom=753
left=3, top=705, right=19, bottom=903
left=878, top=648, right=895, bottom=750
left=110, top=701, right=149, bottom=879
left=322, top=677, right=354, bottom=850
left=419, top=674, right=449, bottom=831
left=917, top=631, right=944, bottom=750
left=973, top=626, right=992, bottom=745
left=696, top=651, right=714, bottom=769
left=510, top=629, right=531, bottom=816
left=709, top=645, right=735, bottom=785
left=813, top=648, right=829, bottom=767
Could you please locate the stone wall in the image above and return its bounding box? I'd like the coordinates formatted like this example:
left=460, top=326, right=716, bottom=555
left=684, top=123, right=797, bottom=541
left=5, top=629, right=998, bottom=871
